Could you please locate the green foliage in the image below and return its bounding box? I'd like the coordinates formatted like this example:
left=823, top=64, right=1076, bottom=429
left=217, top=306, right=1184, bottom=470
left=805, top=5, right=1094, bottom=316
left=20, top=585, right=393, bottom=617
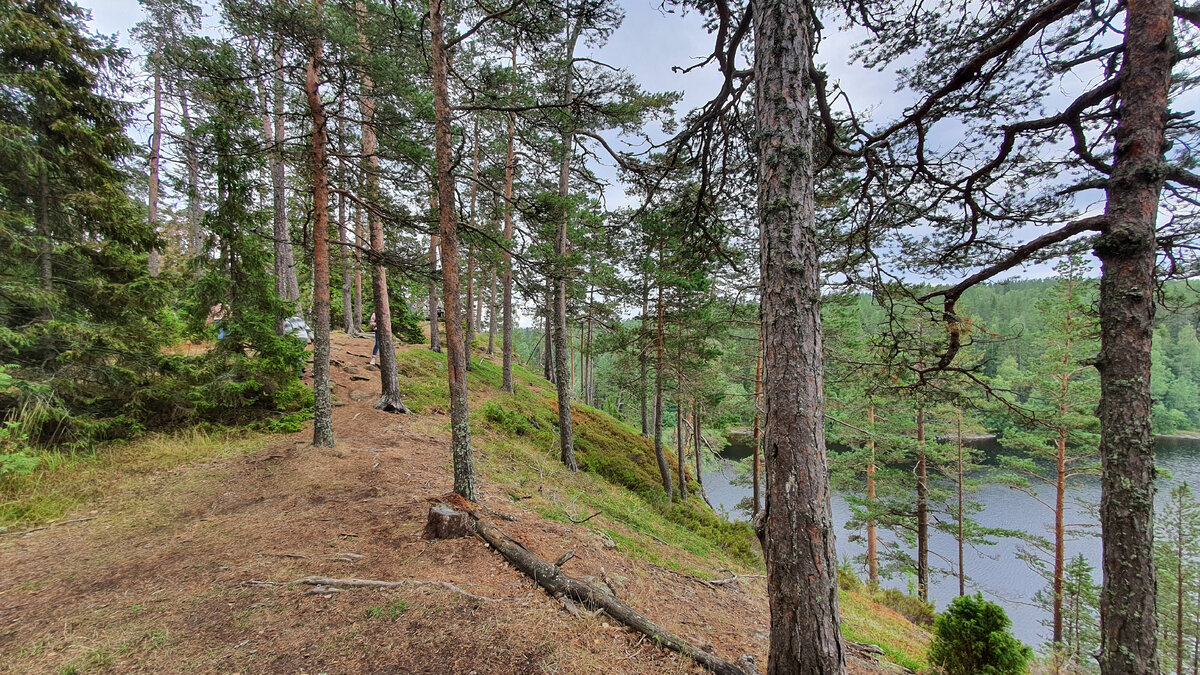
left=871, top=587, right=936, bottom=627
left=482, top=401, right=533, bottom=436
left=390, top=302, right=426, bottom=345
left=366, top=599, right=409, bottom=620
left=929, top=593, right=1032, bottom=675
left=0, top=0, right=186, bottom=451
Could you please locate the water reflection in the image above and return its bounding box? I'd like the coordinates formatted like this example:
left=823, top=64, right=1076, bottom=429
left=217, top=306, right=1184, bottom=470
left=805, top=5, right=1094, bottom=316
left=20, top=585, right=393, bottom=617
left=703, top=435, right=1200, bottom=648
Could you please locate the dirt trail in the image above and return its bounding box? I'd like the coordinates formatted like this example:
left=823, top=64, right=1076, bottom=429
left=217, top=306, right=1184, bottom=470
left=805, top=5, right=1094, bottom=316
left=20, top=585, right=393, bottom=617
left=0, top=333, right=782, bottom=674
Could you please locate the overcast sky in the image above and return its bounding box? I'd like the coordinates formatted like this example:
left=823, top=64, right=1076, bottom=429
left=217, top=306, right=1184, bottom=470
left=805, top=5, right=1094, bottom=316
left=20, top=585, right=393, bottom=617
left=76, top=0, right=1124, bottom=289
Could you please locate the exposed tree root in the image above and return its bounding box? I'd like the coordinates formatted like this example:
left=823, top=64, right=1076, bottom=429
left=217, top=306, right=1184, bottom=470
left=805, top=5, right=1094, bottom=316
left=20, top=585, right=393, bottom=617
left=243, top=575, right=500, bottom=603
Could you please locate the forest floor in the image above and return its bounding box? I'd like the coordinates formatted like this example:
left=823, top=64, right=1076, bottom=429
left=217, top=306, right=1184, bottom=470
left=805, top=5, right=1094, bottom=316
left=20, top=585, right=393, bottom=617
left=0, top=332, right=928, bottom=674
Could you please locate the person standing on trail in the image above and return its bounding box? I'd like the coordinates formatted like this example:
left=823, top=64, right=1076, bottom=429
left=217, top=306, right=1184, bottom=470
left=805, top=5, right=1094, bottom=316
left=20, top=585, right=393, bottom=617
left=205, top=303, right=229, bottom=340
left=369, top=312, right=379, bottom=366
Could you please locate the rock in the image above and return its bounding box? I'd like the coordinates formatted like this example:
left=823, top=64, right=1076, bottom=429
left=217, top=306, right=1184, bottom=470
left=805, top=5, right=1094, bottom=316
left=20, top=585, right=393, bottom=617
left=350, top=375, right=370, bottom=381
left=422, top=504, right=473, bottom=540
left=596, top=533, right=617, bottom=549
left=365, top=364, right=379, bottom=372
left=342, top=365, right=360, bottom=375
left=736, top=654, right=760, bottom=675
left=349, top=390, right=372, bottom=402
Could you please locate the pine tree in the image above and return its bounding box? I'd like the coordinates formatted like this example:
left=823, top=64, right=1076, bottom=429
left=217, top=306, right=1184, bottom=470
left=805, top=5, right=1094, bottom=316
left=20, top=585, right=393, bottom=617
left=997, top=257, right=1101, bottom=650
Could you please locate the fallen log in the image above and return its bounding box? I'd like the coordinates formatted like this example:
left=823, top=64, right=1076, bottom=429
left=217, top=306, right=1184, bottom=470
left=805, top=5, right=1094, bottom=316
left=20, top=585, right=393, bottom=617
left=472, top=517, right=749, bottom=675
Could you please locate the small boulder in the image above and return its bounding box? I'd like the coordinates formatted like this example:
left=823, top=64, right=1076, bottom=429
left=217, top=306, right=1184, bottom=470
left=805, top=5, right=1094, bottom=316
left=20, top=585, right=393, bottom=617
left=349, top=390, right=372, bottom=402
left=343, top=365, right=360, bottom=375
left=422, top=503, right=473, bottom=540
left=350, top=375, right=371, bottom=382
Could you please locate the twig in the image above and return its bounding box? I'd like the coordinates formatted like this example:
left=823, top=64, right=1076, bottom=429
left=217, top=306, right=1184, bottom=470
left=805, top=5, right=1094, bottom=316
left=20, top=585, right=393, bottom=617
left=567, top=510, right=602, bottom=524
left=3, top=516, right=97, bottom=536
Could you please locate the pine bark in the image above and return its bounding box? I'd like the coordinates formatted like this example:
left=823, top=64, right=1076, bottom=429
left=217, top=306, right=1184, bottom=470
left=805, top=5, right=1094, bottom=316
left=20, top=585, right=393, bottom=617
left=753, top=0, right=846, bottom=671
left=752, top=329, right=763, bottom=519
left=866, top=405, right=878, bottom=583
left=305, top=7, right=334, bottom=448
left=429, top=0, right=475, bottom=500
left=337, top=111, right=355, bottom=336
left=147, top=52, right=162, bottom=276
left=272, top=45, right=300, bottom=309
left=552, top=14, right=578, bottom=471
left=640, top=273, right=650, bottom=437
left=357, top=1, right=407, bottom=414
left=429, top=226, right=442, bottom=353
left=501, top=43, right=518, bottom=392
left=487, top=268, right=497, bottom=355
left=464, top=120, right=480, bottom=369
left=545, top=286, right=554, bottom=382
left=677, top=363, right=687, bottom=501
left=552, top=16, right=579, bottom=471
left=956, top=409, right=966, bottom=597
left=1095, top=2, right=1171, bottom=672
left=915, top=405, right=929, bottom=603
left=352, top=205, right=363, bottom=331
left=180, top=88, right=202, bottom=255
left=654, top=275, right=673, bottom=501
left=38, top=164, right=51, bottom=293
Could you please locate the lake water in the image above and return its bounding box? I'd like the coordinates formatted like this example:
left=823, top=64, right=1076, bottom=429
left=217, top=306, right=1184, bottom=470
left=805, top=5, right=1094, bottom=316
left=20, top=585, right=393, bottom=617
left=701, top=435, right=1200, bottom=648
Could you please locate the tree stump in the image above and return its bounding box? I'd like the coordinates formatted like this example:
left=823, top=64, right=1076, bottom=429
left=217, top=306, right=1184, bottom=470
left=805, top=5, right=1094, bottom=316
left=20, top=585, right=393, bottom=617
left=422, top=504, right=472, bottom=540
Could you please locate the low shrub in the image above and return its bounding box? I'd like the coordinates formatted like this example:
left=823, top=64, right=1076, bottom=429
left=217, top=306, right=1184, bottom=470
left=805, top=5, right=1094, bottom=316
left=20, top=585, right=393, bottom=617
left=929, top=592, right=1032, bottom=675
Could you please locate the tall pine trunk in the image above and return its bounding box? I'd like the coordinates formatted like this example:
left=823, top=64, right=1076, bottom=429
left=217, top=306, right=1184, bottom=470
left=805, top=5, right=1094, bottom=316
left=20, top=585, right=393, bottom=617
left=464, top=120, right=480, bottom=370
left=916, top=404, right=929, bottom=603
left=357, top=1, right=406, bottom=413
left=1095, top=2, right=1171, bottom=672
left=654, top=275, right=673, bottom=500
left=429, top=0, right=475, bottom=500
left=147, top=50, right=162, bottom=276
left=752, top=328, right=763, bottom=519
left=753, top=0, right=846, bottom=671
left=272, top=45, right=300, bottom=309
left=956, top=409, right=966, bottom=597
left=336, top=111, right=355, bottom=336
left=180, top=88, right=202, bottom=255
left=38, top=164, right=51, bottom=293
left=487, top=268, right=497, bottom=354
left=552, top=17, right=578, bottom=471
left=1177, top=490, right=1186, bottom=675
left=552, top=16, right=578, bottom=472
left=305, top=7, right=334, bottom=448
left=676, top=383, right=687, bottom=499
left=352, top=205, right=363, bottom=331
left=545, top=286, right=554, bottom=382
left=867, top=404, right=878, bottom=583
left=501, top=43, right=518, bottom=393
left=428, top=227, right=442, bottom=353
left=640, top=272, right=650, bottom=437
